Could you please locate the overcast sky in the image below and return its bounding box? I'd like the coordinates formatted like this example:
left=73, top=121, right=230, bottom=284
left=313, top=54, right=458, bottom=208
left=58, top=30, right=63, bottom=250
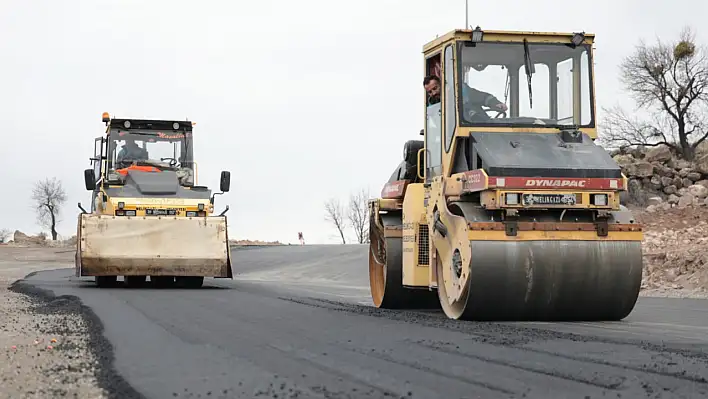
left=1, top=0, right=706, bottom=244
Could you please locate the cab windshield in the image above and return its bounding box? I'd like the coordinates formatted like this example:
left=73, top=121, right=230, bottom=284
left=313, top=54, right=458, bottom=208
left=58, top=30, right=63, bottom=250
left=105, top=129, right=195, bottom=184
left=457, top=41, right=593, bottom=128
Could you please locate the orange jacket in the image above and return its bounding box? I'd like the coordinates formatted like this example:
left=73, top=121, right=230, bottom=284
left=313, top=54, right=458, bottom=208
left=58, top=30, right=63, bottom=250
left=116, top=164, right=161, bottom=176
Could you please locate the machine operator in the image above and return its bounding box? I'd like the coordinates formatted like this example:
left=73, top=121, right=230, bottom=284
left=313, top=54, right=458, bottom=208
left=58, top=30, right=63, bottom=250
left=423, top=75, right=507, bottom=122
left=116, top=138, right=149, bottom=168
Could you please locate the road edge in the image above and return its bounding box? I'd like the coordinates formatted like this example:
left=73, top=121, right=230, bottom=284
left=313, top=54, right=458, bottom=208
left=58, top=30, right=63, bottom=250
left=8, top=275, right=147, bottom=399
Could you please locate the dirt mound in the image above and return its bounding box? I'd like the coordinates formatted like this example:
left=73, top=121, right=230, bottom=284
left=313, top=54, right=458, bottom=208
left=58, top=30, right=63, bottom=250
left=229, top=239, right=284, bottom=246
left=607, top=143, right=708, bottom=297
left=12, top=231, right=47, bottom=246
left=3, top=231, right=75, bottom=248
left=635, top=205, right=708, bottom=297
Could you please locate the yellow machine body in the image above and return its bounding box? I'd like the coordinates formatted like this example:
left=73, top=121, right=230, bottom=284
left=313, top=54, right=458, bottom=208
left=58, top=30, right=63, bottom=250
left=75, top=113, right=233, bottom=288
left=368, top=28, right=644, bottom=321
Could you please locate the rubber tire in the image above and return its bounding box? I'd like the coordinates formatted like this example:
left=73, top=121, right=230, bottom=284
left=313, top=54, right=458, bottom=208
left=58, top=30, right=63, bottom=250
left=369, top=235, right=439, bottom=310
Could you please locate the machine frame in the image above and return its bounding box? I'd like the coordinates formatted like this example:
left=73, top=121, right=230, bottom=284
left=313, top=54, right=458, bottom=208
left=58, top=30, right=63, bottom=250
left=75, top=112, right=234, bottom=288
left=368, top=28, right=644, bottom=321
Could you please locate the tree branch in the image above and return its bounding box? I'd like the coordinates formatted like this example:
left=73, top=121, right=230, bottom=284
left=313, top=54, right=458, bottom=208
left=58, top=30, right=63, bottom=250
left=31, top=177, right=66, bottom=240
left=611, top=25, right=708, bottom=160
left=347, top=189, right=370, bottom=244
left=599, top=105, right=675, bottom=150
left=324, top=198, right=347, bottom=244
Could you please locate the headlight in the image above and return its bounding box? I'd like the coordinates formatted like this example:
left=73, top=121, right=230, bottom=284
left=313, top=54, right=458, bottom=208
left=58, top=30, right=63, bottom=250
left=593, top=194, right=608, bottom=206
left=505, top=193, right=519, bottom=205
left=115, top=209, right=135, bottom=216
left=571, top=32, right=585, bottom=46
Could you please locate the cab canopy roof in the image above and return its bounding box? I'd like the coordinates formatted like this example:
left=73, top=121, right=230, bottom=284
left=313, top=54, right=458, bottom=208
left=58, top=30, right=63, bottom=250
left=422, top=28, right=595, bottom=53
left=106, top=118, right=194, bottom=132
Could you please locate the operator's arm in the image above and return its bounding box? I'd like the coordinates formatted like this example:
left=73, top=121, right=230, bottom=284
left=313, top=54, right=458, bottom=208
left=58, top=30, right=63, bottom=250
left=463, top=84, right=504, bottom=108
left=116, top=148, right=126, bottom=164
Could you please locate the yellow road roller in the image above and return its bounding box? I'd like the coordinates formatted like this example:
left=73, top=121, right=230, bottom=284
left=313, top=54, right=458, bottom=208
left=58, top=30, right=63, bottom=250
left=368, top=27, right=644, bottom=321
left=75, top=112, right=233, bottom=288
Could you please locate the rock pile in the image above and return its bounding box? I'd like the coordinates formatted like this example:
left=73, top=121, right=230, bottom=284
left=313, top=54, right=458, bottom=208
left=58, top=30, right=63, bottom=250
left=611, top=144, right=708, bottom=210
left=634, top=206, right=708, bottom=297
left=12, top=231, right=47, bottom=246
left=6, top=231, right=75, bottom=248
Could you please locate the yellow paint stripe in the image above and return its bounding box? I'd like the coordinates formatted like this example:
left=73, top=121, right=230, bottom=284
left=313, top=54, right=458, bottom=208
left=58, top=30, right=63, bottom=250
left=468, top=230, right=643, bottom=241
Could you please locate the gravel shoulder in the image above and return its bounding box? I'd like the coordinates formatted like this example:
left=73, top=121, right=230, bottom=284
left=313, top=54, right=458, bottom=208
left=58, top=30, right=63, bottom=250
left=632, top=205, right=708, bottom=299
left=0, top=246, right=142, bottom=399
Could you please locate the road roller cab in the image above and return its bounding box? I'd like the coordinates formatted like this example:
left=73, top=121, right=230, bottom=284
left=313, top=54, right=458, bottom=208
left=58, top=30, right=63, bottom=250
left=368, top=27, right=644, bottom=321
left=75, top=112, right=234, bottom=288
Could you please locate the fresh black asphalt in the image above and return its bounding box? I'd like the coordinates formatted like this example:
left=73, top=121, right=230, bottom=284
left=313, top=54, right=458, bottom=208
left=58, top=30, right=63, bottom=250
left=11, top=244, right=708, bottom=399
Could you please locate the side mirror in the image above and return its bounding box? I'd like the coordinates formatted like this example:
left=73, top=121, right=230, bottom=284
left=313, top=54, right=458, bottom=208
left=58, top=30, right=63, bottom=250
left=84, top=169, right=96, bottom=191
left=220, top=171, right=231, bottom=192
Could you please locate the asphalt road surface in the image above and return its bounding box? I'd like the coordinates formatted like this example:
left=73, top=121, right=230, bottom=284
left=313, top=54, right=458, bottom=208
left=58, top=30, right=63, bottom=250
left=14, top=244, right=708, bottom=399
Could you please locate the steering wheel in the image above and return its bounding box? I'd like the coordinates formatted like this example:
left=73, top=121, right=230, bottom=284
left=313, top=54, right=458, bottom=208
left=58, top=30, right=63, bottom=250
left=160, top=157, right=179, bottom=167
left=482, top=105, right=507, bottom=119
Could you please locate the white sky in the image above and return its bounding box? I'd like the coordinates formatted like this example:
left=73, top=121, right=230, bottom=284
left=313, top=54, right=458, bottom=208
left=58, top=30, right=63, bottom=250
left=1, top=0, right=706, bottom=244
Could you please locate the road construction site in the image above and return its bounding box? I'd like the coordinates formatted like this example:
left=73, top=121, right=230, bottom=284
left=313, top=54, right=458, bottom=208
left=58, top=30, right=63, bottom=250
left=2, top=243, right=708, bottom=399
left=3, top=26, right=708, bottom=399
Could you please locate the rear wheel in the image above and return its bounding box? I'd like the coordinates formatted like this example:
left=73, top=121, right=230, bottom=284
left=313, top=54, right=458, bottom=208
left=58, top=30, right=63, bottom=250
left=369, top=219, right=438, bottom=309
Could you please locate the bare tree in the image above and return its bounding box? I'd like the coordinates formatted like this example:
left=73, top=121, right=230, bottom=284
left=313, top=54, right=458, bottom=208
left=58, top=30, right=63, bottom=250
left=31, top=177, right=67, bottom=240
left=0, top=229, right=11, bottom=243
left=600, top=105, right=676, bottom=151
left=600, top=26, right=708, bottom=160
left=324, top=198, right=347, bottom=244
left=347, top=189, right=370, bottom=244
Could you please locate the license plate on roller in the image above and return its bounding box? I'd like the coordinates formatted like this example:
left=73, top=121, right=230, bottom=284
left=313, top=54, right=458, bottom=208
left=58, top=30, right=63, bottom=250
left=522, top=193, right=577, bottom=206
left=145, top=208, right=177, bottom=216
